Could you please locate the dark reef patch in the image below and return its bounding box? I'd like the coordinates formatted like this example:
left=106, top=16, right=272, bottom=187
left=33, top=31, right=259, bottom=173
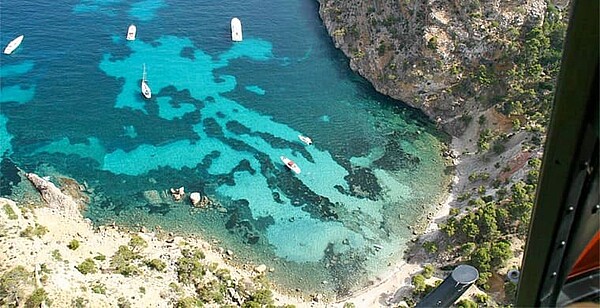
left=341, top=167, right=381, bottom=201
left=0, top=158, right=21, bottom=196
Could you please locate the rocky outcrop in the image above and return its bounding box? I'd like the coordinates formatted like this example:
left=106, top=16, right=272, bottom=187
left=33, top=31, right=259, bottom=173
left=170, top=187, right=185, bottom=201
left=25, top=173, right=82, bottom=217
left=190, top=192, right=213, bottom=208
left=317, top=0, right=551, bottom=136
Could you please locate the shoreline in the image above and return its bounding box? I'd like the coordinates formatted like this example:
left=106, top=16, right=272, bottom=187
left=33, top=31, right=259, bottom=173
left=339, top=165, right=459, bottom=307
left=0, top=197, right=308, bottom=307
left=1, top=148, right=462, bottom=308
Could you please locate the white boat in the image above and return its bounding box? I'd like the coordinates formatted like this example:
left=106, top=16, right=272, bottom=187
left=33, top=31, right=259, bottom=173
left=126, top=24, right=136, bottom=41
left=298, top=135, right=312, bottom=145
left=141, top=64, right=151, bottom=99
left=280, top=156, right=301, bottom=174
left=230, top=18, right=243, bottom=42
left=3, top=35, right=24, bottom=55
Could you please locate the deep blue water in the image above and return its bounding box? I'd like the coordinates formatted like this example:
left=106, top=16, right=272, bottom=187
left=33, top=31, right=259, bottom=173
left=0, top=0, right=450, bottom=297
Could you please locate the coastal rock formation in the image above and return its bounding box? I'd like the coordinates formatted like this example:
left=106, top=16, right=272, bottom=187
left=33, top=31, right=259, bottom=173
left=317, top=0, right=553, bottom=135
left=170, top=186, right=185, bottom=201
left=25, top=173, right=81, bottom=217
left=190, top=192, right=201, bottom=206
left=190, top=192, right=213, bottom=208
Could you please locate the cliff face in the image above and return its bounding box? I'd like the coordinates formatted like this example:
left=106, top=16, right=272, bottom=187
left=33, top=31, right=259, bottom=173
left=317, top=0, right=562, bottom=136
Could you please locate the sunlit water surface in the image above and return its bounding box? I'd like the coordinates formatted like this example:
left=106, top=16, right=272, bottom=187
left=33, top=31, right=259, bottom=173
left=0, top=0, right=450, bottom=296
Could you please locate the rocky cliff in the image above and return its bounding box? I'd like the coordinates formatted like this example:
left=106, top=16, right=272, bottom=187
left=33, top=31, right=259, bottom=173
left=318, top=0, right=569, bottom=136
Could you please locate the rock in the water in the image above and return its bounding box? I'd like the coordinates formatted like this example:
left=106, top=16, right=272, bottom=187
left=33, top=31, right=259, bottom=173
left=190, top=192, right=201, bottom=206
left=143, top=190, right=162, bottom=204
left=254, top=264, right=267, bottom=273
left=26, top=173, right=81, bottom=217
left=170, top=186, right=185, bottom=201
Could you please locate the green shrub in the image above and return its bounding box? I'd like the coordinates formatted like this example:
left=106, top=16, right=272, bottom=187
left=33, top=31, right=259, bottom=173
left=25, top=288, right=49, bottom=308
left=68, top=239, right=80, bottom=250
left=214, top=268, right=231, bottom=281
left=427, top=36, right=438, bottom=49
left=0, top=266, right=31, bottom=305
left=176, top=252, right=206, bottom=285
left=197, top=280, right=225, bottom=304
left=477, top=271, right=492, bottom=290
left=461, top=242, right=477, bottom=255
left=504, top=281, right=518, bottom=302
left=175, top=248, right=207, bottom=284
left=422, top=241, right=438, bottom=254
left=76, top=258, right=97, bottom=275
left=475, top=292, right=490, bottom=303
left=51, top=249, right=62, bottom=261
left=244, top=288, right=274, bottom=307
left=111, top=245, right=141, bottom=276
left=91, top=281, right=106, bottom=294
left=422, top=264, right=434, bottom=279
left=175, top=297, right=201, bottom=308
left=145, top=259, right=167, bottom=272
left=72, top=297, right=89, bottom=308
left=94, top=254, right=106, bottom=261
left=117, top=297, right=132, bottom=308
left=457, top=192, right=472, bottom=202
left=411, top=274, right=427, bottom=294
left=129, top=235, right=148, bottom=252
left=20, top=224, right=48, bottom=239
left=3, top=203, right=17, bottom=220
left=456, top=298, right=478, bottom=308
left=169, top=282, right=182, bottom=293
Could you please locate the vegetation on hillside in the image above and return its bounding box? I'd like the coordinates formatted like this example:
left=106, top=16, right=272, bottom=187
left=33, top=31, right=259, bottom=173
left=406, top=2, right=568, bottom=306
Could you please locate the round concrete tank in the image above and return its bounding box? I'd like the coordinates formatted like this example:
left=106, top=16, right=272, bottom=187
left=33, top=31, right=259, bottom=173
left=451, top=264, right=479, bottom=285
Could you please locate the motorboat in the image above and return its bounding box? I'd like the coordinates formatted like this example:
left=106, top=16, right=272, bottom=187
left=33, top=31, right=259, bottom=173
left=298, top=135, right=312, bottom=145
left=280, top=156, right=301, bottom=174
left=231, top=18, right=243, bottom=42
left=126, top=24, right=136, bottom=41
left=141, top=64, right=151, bottom=99
left=3, top=35, right=24, bottom=55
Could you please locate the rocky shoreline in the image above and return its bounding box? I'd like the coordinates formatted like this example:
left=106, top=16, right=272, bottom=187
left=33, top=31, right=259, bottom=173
left=0, top=174, right=313, bottom=307
left=314, top=0, right=561, bottom=305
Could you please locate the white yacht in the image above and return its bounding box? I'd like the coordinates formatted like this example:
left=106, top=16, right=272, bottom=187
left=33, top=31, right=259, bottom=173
left=141, top=64, right=151, bottom=99
left=230, top=18, right=243, bottom=42
left=298, top=135, right=313, bottom=145
left=280, top=156, right=301, bottom=174
left=3, top=35, right=24, bottom=55
left=126, top=25, right=136, bottom=41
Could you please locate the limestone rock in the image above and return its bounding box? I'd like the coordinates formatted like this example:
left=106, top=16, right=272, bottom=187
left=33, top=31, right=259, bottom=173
left=254, top=264, right=267, bottom=274
left=170, top=186, right=185, bottom=201
left=26, top=173, right=81, bottom=217
left=190, top=192, right=201, bottom=206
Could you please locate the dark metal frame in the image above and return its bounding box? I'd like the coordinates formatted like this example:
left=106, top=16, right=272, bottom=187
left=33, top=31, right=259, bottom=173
left=516, top=0, right=599, bottom=306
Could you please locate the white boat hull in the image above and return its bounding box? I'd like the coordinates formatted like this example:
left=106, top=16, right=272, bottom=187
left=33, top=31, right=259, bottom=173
left=126, top=25, right=136, bottom=41
left=280, top=156, right=301, bottom=174
left=298, top=135, right=312, bottom=145
left=141, top=81, right=151, bottom=99
left=231, top=18, right=243, bottom=42
left=4, top=35, right=24, bottom=55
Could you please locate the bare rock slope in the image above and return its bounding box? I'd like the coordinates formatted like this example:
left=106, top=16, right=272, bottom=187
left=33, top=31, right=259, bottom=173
left=318, top=0, right=557, bottom=135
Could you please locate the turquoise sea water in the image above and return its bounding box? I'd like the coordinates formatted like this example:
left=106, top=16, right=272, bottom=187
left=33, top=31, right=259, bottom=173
left=0, top=0, right=449, bottom=297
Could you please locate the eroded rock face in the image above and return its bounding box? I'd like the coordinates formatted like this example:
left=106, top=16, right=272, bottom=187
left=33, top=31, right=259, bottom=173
left=25, top=173, right=81, bottom=217
left=317, top=0, right=547, bottom=136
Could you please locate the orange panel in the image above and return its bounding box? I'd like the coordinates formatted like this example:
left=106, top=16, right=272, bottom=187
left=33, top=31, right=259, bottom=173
left=568, top=231, right=600, bottom=279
